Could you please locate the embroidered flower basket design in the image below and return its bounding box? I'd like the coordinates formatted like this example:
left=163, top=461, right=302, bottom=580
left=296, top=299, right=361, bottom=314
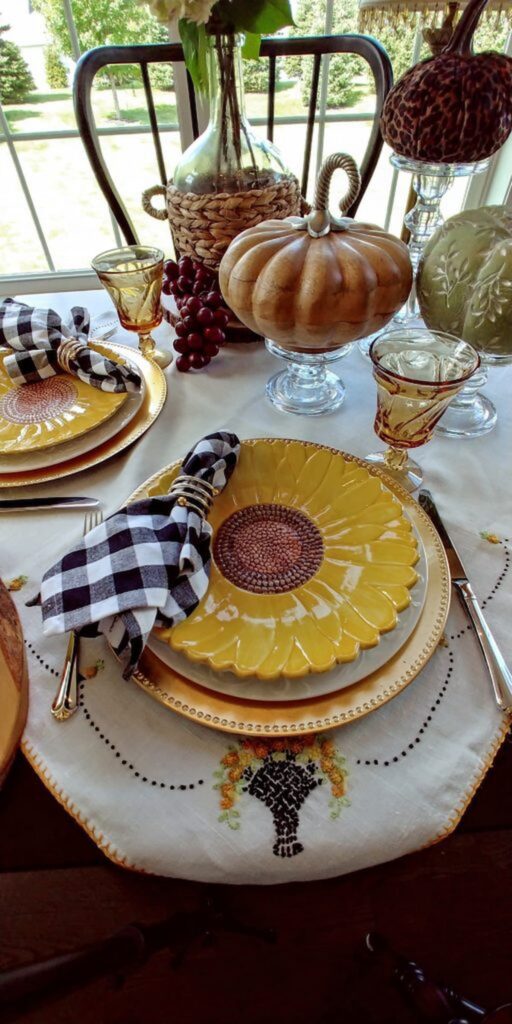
left=214, top=735, right=349, bottom=858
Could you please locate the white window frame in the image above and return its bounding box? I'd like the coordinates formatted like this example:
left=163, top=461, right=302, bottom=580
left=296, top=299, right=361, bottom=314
left=2, top=1, right=510, bottom=293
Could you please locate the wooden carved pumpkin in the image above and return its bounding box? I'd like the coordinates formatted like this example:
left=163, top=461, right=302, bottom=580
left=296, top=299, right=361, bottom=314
left=219, top=154, right=412, bottom=352
left=418, top=205, right=512, bottom=357
left=380, top=0, right=512, bottom=164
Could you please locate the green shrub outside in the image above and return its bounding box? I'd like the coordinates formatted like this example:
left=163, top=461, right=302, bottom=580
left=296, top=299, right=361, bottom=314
left=243, top=59, right=270, bottom=92
left=284, top=0, right=414, bottom=101
left=93, top=63, right=174, bottom=95
left=285, top=0, right=509, bottom=102
left=0, top=31, right=35, bottom=104
left=44, top=47, right=68, bottom=89
left=149, top=63, right=174, bottom=92
left=303, top=53, right=363, bottom=108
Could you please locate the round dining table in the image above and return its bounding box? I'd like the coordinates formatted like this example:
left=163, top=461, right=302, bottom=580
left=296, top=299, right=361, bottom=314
left=1, top=286, right=511, bottom=1024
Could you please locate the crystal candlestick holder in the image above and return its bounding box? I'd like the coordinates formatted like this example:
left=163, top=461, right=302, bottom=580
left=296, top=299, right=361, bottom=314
left=390, top=154, right=490, bottom=326
left=435, top=350, right=512, bottom=437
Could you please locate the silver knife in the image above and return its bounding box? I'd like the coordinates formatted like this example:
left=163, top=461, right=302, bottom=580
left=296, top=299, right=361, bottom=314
left=419, top=489, right=512, bottom=714
left=0, top=496, right=101, bottom=512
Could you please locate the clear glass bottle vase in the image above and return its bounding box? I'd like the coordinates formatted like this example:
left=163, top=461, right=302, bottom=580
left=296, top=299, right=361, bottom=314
left=173, top=33, right=289, bottom=195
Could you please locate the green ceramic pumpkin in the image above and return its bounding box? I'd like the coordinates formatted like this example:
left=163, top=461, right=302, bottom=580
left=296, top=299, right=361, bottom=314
left=417, top=205, right=512, bottom=357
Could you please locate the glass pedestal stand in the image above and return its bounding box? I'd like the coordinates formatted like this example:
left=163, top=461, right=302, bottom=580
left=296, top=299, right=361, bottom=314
left=436, top=353, right=512, bottom=437
left=265, top=339, right=352, bottom=415
left=390, top=153, right=490, bottom=326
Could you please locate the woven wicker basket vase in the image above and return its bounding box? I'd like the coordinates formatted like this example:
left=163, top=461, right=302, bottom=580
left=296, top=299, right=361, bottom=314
left=142, top=174, right=302, bottom=272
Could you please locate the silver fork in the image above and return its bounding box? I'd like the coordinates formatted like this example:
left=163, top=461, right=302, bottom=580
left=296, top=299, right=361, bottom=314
left=51, top=508, right=104, bottom=721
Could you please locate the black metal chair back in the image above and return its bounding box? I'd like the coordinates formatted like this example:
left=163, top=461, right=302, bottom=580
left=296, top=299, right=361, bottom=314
left=74, top=36, right=393, bottom=246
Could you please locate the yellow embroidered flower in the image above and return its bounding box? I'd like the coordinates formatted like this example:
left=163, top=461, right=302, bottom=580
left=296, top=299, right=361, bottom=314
left=320, top=741, right=336, bottom=760
left=306, top=743, right=322, bottom=762
left=221, top=750, right=239, bottom=768
left=290, top=738, right=310, bottom=754
left=154, top=440, right=419, bottom=679
left=5, top=574, right=28, bottom=592
left=331, top=783, right=346, bottom=799
left=480, top=530, right=501, bottom=544
left=83, top=658, right=105, bottom=679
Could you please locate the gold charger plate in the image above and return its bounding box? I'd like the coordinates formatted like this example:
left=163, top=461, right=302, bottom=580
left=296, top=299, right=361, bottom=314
left=0, top=343, right=166, bottom=488
left=136, top=438, right=420, bottom=679
left=0, top=348, right=128, bottom=455
left=131, top=444, right=450, bottom=736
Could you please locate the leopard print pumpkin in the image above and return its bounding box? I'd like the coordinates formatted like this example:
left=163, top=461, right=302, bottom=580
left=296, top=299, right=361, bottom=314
left=380, top=0, right=512, bottom=164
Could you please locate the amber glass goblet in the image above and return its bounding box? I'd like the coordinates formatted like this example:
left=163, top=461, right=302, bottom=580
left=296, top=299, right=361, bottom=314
left=366, top=328, right=480, bottom=492
left=92, top=246, right=171, bottom=368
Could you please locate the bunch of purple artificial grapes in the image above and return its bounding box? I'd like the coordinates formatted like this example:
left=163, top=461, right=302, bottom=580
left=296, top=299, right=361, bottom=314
left=163, top=256, right=230, bottom=372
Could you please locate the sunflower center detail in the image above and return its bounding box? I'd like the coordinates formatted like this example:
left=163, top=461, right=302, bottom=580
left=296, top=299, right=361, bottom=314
left=1, top=377, right=77, bottom=424
left=214, top=503, right=324, bottom=594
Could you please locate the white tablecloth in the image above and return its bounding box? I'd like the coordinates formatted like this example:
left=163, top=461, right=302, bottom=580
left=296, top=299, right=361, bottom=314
left=2, top=288, right=511, bottom=882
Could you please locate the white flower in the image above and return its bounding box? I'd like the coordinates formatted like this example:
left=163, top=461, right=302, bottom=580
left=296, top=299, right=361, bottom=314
left=141, top=0, right=216, bottom=24
left=142, top=0, right=182, bottom=23
left=182, top=0, right=216, bottom=23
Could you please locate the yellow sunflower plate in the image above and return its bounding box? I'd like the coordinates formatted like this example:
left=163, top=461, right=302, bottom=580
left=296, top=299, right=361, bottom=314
left=0, top=349, right=128, bottom=455
left=142, top=438, right=420, bottom=680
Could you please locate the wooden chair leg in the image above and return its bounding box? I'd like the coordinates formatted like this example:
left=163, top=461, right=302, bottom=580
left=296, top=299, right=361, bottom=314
left=365, top=932, right=506, bottom=1023
left=0, top=895, right=275, bottom=1023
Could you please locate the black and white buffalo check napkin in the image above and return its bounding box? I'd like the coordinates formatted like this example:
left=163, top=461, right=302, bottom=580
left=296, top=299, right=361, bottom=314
left=40, top=431, right=240, bottom=678
left=0, top=298, right=141, bottom=392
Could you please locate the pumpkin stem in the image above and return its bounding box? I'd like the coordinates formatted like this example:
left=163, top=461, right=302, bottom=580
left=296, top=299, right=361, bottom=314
left=447, top=0, right=489, bottom=54
left=313, top=154, right=361, bottom=216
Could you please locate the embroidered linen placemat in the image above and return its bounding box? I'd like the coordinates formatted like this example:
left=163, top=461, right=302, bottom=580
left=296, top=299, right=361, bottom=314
left=8, top=525, right=507, bottom=880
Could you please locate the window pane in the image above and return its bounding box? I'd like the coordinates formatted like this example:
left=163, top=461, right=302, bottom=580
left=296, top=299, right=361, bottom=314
left=90, top=65, right=178, bottom=132
left=2, top=1, right=75, bottom=134
left=0, top=143, right=49, bottom=274
left=14, top=137, right=118, bottom=269
left=100, top=132, right=182, bottom=255
left=3, top=0, right=509, bottom=283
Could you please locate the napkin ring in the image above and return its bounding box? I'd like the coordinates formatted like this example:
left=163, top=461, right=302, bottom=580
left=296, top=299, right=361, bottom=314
left=169, top=475, right=219, bottom=518
left=57, top=338, right=86, bottom=375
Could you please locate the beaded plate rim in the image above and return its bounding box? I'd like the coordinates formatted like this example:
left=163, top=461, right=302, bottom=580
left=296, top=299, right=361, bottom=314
left=131, top=439, right=451, bottom=736
left=0, top=343, right=166, bottom=488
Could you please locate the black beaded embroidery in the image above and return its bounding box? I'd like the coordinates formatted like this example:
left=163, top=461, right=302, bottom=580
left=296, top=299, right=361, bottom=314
left=24, top=643, right=204, bottom=792
left=356, top=538, right=509, bottom=768
left=242, top=754, right=322, bottom=858
left=356, top=649, right=454, bottom=766
left=77, top=679, right=204, bottom=790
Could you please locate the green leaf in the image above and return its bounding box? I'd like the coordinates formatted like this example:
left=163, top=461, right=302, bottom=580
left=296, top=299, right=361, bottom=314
left=179, top=19, right=209, bottom=97
left=221, top=0, right=295, bottom=35
left=242, top=32, right=261, bottom=60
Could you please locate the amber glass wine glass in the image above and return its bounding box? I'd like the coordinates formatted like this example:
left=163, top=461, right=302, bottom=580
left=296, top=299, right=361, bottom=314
left=367, top=328, right=480, bottom=492
left=92, top=246, right=171, bottom=368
